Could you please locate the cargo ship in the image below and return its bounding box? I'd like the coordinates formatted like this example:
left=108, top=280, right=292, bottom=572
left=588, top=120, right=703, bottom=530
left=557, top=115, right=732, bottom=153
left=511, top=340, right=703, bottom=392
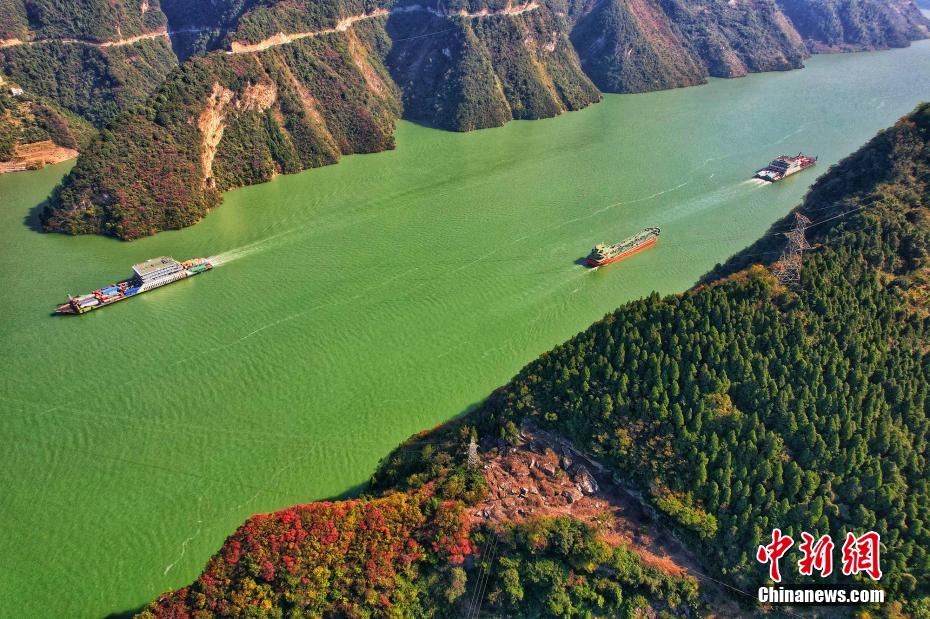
left=54, top=256, right=212, bottom=315
left=755, top=153, right=817, bottom=182
left=586, top=227, right=660, bottom=267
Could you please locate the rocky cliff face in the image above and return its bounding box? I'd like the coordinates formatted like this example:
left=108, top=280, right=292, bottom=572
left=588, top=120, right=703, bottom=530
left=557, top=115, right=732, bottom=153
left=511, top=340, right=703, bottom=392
left=39, top=0, right=930, bottom=239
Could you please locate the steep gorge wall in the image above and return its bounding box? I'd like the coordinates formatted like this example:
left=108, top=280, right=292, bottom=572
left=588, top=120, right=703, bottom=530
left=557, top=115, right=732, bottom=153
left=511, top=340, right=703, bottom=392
left=569, top=0, right=809, bottom=93
left=40, top=0, right=930, bottom=239
left=386, top=3, right=600, bottom=130
left=41, top=25, right=401, bottom=239
left=42, top=4, right=600, bottom=239
left=778, top=0, right=930, bottom=51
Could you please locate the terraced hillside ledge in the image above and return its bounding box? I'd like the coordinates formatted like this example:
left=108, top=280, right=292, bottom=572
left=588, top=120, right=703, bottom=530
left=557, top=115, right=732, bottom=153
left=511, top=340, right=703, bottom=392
left=0, top=79, right=93, bottom=172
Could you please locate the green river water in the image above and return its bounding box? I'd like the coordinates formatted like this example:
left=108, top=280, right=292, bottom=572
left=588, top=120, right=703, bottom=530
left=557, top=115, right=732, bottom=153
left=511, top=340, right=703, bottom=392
left=2, top=42, right=930, bottom=617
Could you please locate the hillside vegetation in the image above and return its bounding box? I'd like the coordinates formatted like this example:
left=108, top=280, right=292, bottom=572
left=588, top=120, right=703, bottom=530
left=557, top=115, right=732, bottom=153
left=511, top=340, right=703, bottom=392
left=139, top=105, right=930, bottom=616
left=0, top=82, right=93, bottom=166
left=0, top=39, right=178, bottom=127
left=0, top=0, right=167, bottom=42
left=0, top=0, right=178, bottom=126
left=38, top=0, right=930, bottom=239
left=41, top=27, right=400, bottom=239
left=779, top=0, right=930, bottom=51
left=140, top=481, right=700, bottom=616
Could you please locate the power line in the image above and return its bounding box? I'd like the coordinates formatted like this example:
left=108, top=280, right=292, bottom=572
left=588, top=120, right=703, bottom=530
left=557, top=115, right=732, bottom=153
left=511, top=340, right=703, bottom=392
left=389, top=27, right=460, bottom=44
left=683, top=564, right=808, bottom=619
left=804, top=204, right=870, bottom=231
left=469, top=531, right=500, bottom=619
left=466, top=530, right=498, bottom=614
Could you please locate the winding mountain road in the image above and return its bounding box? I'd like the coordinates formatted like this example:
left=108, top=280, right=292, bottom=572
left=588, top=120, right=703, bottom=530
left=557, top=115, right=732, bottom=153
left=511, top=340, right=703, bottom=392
left=0, top=28, right=174, bottom=49
left=0, top=2, right=539, bottom=54
left=228, top=1, right=539, bottom=54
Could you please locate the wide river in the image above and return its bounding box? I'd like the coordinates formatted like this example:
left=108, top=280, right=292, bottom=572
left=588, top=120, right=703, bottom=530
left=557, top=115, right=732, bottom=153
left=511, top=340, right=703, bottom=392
left=2, top=41, right=930, bottom=617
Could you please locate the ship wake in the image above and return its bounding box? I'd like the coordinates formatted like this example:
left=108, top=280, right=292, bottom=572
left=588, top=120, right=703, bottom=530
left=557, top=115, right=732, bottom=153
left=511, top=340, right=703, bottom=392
left=209, top=228, right=297, bottom=266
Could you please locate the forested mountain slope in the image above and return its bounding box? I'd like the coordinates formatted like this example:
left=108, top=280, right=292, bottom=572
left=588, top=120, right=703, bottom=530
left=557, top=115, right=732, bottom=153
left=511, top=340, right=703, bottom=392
left=0, top=0, right=167, bottom=42
left=40, top=1, right=601, bottom=239
left=569, top=0, right=808, bottom=92
left=38, top=0, right=930, bottom=239
left=460, top=102, right=930, bottom=608
left=778, top=0, right=930, bottom=51
left=0, top=0, right=178, bottom=126
left=0, top=79, right=93, bottom=171
left=139, top=104, right=930, bottom=617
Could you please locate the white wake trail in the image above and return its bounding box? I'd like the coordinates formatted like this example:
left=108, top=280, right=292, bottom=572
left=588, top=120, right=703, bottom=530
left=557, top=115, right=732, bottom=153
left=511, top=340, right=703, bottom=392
left=209, top=227, right=300, bottom=266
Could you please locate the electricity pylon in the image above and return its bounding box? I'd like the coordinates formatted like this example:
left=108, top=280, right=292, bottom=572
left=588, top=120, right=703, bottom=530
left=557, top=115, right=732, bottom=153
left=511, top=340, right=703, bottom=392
left=772, top=212, right=811, bottom=286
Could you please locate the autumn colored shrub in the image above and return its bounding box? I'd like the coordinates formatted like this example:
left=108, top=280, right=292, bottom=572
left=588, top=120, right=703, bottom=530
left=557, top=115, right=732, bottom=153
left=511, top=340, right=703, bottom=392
left=141, top=487, right=473, bottom=617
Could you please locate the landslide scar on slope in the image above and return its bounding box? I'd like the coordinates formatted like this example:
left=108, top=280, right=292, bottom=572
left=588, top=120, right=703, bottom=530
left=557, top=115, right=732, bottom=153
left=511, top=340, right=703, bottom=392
left=522, top=30, right=566, bottom=111
left=198, top=81, right=277, bottom=188
left=198, top=83, right=235, bottom=188
left=276, top=60, right=340, bottom=154
left=345, top=29, right=388, bottom=97
left=471, top=425, right=738, bottom=612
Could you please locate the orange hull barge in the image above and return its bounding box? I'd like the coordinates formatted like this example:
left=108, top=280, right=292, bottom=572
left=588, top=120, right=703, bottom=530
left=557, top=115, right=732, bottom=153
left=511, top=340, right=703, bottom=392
left=587, top=228, right=660, bottom=267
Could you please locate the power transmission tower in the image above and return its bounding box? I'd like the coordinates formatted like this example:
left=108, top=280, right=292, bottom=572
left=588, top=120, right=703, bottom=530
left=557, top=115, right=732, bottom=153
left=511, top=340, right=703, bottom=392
left=772, top=212, right=811, bottom=287
left=467, top=436, right=480, bottom=469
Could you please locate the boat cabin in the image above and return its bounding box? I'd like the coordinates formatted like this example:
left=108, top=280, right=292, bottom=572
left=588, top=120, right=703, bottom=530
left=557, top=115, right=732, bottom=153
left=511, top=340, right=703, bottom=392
left=132, top=257, right=183, bottom=283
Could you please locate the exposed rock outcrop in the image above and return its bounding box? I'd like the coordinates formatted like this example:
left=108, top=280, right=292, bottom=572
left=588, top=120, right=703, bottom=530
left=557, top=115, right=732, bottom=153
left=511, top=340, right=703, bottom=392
left=198, top=83, right=235, bottom=188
